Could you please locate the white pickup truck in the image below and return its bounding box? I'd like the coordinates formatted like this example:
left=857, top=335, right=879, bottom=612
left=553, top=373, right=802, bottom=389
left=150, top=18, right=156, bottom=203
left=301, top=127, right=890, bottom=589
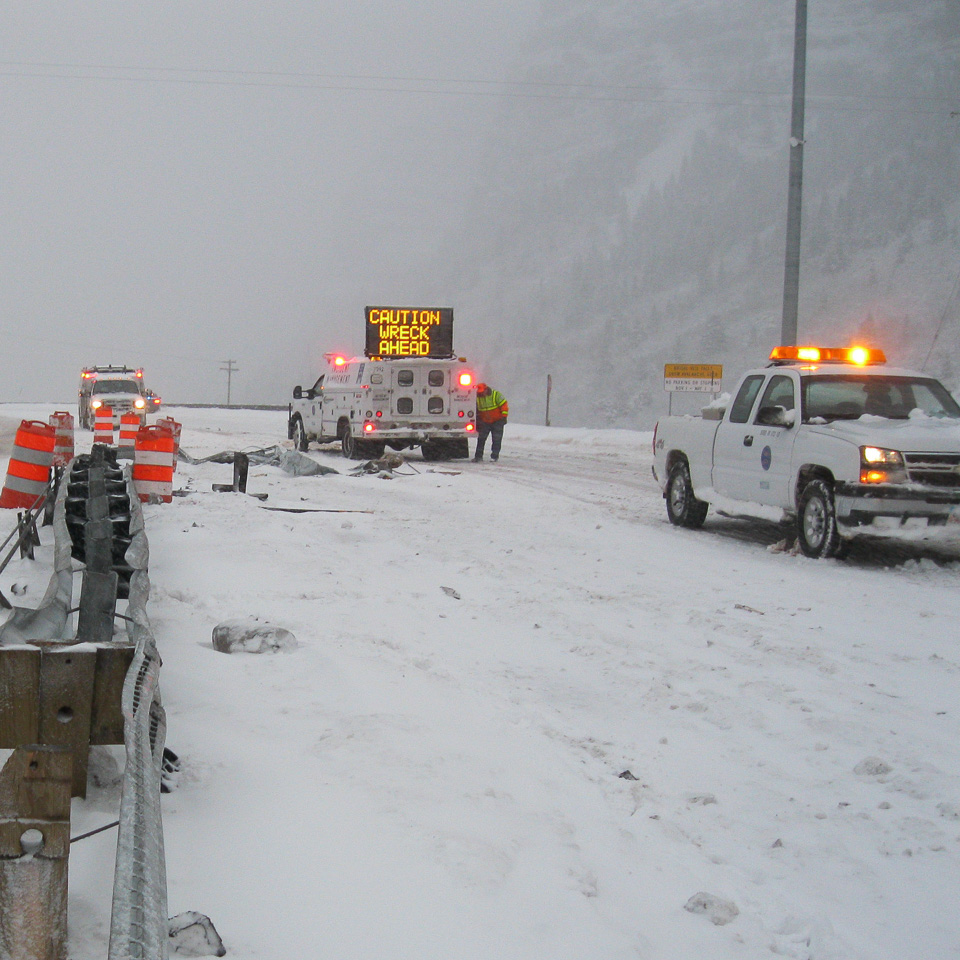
left=652, top=346, right=960, bottom=557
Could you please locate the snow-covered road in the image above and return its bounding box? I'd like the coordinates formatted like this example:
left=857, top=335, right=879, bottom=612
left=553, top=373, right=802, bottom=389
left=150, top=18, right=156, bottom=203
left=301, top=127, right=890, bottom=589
left=2, top=404, right=959, bottom=960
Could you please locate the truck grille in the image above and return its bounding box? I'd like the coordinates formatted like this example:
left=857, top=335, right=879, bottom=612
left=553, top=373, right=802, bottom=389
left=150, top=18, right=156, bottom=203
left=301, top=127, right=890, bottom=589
left=904, top=452, right=960, bottom=488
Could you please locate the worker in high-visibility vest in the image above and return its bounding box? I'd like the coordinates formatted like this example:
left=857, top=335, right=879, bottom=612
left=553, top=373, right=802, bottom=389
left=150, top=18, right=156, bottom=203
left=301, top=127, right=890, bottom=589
left=473, top=383, right=509, bottom=462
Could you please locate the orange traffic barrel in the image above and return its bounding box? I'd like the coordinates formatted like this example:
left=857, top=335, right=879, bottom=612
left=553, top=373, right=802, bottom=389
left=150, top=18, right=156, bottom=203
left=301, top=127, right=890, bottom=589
left=0, top=420, right=56, bottom=509
left=157, top=416, right=182, bottom=472
left=94, top=406, right=114, bottom=445
left=117, top=413, right=140, bottom=460
left=133, top=424, right=176, bottom=503
left=49, top=410, right=75, bottom=467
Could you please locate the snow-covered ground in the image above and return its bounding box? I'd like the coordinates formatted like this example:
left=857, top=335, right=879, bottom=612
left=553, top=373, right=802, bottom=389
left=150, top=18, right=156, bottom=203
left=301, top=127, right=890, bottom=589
left=2, top=403, right=959, bottom=960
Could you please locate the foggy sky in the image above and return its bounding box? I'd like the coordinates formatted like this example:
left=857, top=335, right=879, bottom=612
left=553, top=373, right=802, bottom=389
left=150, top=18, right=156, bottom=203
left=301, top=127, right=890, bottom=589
left=0, top=2, right=539, bottom=403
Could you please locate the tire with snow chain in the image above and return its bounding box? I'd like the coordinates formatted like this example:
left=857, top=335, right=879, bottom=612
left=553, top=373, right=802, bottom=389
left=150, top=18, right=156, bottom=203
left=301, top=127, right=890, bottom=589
left=341, top=424, right=359, bottom=459
left=797, top=478, right=847, bottom=559
left=665, top=460, right=708, bottom=529
left=291, top=416, right=308, bottom=452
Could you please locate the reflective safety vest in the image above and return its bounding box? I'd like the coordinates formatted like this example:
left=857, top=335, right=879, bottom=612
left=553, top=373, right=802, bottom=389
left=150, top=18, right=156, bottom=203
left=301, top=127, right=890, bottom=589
left=477, top=389, right=508, bottom=424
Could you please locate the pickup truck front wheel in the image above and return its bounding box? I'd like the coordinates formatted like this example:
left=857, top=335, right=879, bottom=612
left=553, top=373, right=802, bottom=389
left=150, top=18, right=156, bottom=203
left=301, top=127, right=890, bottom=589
left=797, top=479, right=847, bottom=559
left=666, top=461, right=708, bottom=529
left=291, top=416, right=309, bottom=452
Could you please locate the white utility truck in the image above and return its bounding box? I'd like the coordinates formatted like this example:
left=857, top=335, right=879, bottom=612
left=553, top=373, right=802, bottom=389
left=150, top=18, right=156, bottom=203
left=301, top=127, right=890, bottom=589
left=652, top=345, right=960, bottom=557
left=78, top=365, right=149, bottom=429
left=288, top=306, right=478, bottom=460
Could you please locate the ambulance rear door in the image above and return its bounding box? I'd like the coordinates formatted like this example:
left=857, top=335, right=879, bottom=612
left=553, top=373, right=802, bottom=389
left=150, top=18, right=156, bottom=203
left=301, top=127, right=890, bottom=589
left=390, top=362, right=451, bottom=418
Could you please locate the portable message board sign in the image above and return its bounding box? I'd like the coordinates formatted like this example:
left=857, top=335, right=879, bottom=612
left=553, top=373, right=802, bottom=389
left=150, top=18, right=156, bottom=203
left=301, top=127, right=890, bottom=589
left=365, top=306, right=454, bottom=359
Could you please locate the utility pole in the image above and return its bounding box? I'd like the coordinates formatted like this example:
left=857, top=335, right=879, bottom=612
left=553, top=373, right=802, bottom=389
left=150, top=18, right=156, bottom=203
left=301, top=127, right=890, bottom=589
left=220, top=359, right=238, bottom=407
left=781, top=0, right=808, bottom=346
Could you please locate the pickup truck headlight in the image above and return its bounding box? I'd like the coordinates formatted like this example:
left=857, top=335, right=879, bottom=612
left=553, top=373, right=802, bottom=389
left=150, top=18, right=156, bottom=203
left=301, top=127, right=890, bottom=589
left=860, top=446, right=907, bottom=483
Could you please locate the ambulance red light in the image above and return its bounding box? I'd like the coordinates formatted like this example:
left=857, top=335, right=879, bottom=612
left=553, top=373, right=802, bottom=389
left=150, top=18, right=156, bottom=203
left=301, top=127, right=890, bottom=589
left=363, top=421, right=376, bottom=434
left=465, top=423, right=475, bottom=433
left=459, top=372, right=473, bottom=387
left=458, top=410, right=465, bottom=417
left=334, top=356, right=347, bottom=367
left=135, top=368, right=143, bottom=378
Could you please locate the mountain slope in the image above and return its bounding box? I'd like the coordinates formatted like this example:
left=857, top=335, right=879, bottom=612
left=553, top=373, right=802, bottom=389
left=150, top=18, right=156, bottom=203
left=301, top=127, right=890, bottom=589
left=440, top=0, right=960, bottom=427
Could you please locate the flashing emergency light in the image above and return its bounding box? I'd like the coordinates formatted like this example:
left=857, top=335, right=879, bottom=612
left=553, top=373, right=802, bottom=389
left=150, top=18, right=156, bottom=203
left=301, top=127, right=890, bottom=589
left=134, top=398, right=146, bottom=409
left=769, top=345, right=886, bottom=365
left=363, top=422, right=376, bottom=434
left=334, top=356, right=347, bottom=367
left=82, top=371, right=93, bottom=379
left=459, top=372, right=473, bottom=387
left=465, top=423, right=475, bottom=433
left=135, top=369, right=143, bottom=378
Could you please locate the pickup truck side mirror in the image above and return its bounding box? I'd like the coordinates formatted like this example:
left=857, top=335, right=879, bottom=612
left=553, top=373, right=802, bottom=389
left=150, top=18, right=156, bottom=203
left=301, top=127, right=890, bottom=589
left=756, top=405, right=794, bottom=427
left=293, top=385, right=302, bottom=399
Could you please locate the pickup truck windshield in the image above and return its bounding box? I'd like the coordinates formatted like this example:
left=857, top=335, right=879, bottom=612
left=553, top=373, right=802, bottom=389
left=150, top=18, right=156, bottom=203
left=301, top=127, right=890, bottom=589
left=801, top=375, right=960, bottom=422
left=93, top=379, right=142, bottom=394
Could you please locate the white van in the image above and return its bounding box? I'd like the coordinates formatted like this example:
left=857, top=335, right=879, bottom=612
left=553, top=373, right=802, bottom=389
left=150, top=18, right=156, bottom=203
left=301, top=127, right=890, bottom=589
left=288, top=355, right=477, bottom=460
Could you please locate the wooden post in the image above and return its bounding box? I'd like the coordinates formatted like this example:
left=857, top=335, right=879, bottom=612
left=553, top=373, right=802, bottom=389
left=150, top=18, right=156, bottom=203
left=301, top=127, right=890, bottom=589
left=233, top=452, right=249, bottom=493
left=545, top=374, right=552, bottom=427
left=0, top=745, right=72, bottom=960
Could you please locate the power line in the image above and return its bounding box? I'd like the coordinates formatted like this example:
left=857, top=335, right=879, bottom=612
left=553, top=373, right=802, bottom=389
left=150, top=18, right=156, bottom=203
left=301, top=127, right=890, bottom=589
left=921, top=265, right=960, bottom=372
left=0, top=59, right=955, bottom=114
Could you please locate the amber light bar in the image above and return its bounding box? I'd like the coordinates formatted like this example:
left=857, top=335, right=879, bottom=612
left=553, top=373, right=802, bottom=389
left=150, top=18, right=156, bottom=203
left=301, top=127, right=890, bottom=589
left=769, top=345, right=886, bottom=365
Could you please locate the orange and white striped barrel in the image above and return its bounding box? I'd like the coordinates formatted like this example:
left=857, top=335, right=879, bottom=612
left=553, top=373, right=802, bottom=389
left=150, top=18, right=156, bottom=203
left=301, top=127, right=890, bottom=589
left=133, top=424, right=176, bottom=503
left=93, top=406, right=114, bottom=446
left=117, top=413, right=140, bottom=460
left=156, top=416, right=182, bottom=472
left=0, top=420, right=56, bottom=509
left=48, top=410, right=75, bottom=467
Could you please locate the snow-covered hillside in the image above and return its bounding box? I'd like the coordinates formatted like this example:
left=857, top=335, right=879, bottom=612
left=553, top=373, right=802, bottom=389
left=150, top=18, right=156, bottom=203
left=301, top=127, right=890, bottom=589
left=443, top=0, right=960, bottom=429
left=2, top=403, right=960, bottom=960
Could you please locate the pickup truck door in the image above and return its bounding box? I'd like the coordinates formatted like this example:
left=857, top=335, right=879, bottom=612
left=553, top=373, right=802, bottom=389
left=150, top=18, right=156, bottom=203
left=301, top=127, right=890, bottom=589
left=749, top=373, right=799, bottom=506
left=712, top=374, right=766, bottom=498
left=713, top=373, right=799, bottom=505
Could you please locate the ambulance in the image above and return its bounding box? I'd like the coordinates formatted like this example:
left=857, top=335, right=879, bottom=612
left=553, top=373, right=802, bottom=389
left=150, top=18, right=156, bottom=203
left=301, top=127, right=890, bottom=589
left=288, top=354, right=477, bottom=460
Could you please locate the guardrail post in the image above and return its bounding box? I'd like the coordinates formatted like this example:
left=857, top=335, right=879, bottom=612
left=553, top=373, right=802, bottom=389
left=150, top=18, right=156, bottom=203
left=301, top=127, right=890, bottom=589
left=0, top=745, right=72, bottom=960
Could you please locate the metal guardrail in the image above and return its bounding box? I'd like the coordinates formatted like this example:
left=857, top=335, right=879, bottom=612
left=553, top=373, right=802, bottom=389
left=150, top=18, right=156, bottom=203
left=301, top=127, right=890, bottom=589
left=108, top=468, right=168, bottom=960
left=0, top=452, right=169, bottom=959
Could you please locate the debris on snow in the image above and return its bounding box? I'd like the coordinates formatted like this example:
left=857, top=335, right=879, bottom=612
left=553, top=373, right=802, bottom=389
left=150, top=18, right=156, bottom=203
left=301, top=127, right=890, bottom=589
left=212, top=618, right=298, bottom=654
left=168, top=912, right=226, bottom=957
left=618, top=770, right=639, bottom=781
left=683, top=892, right=739, bottom=925
left=936, top=801, right=960, bottom=821
left=441, top=585, right=461, bottom=600
left=161, top=747, right=182, bottom=793
left=350, top=453, right=411, bottom=477
left=768, top=538, right=800, bottom=555
left=854, top=757, right=893, bottom=777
